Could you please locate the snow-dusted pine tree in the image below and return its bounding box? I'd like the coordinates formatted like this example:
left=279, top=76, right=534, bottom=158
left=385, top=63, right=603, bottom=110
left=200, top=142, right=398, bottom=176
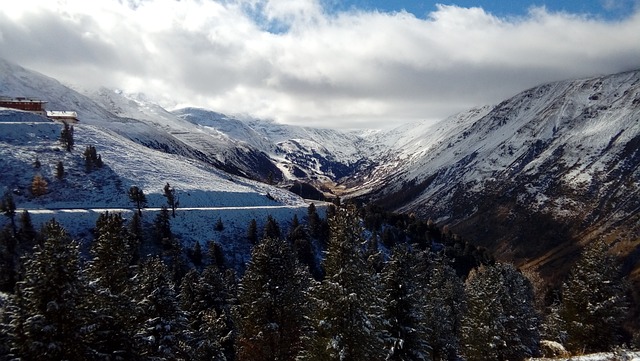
left=462, top=263, right=540, bottom=361
left=9, top=219, right=91, bottom=360
left=83, top=211, right=138, bottom=358
left=553, top=240, right=629, bottom=353
left=88, top=211, right=134, bottom=293
left=235, top=236, right=310, bottom=361
left=382, top=245, right=431, bottom=360
left=299, top=205, right=386, bottom=361
left=424, top=255, right=466, bottom=361
left=130, top=257, right=191, bottom=360
left=179, top=269, right=227, bottom=361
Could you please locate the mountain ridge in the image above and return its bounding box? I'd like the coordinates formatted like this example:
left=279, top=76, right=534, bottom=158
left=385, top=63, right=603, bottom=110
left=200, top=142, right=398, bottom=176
left=2, top=57, right=639, bottom=283
left=354, top=68, right=640, bottom=282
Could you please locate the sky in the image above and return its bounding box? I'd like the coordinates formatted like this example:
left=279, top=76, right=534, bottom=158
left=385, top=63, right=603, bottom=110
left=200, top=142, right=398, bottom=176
left=1, top=0, right=639, bottom=129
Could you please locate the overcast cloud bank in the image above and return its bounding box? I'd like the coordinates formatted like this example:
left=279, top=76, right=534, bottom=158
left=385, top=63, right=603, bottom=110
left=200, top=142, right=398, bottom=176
left=1, top=0, right=639, bottom=129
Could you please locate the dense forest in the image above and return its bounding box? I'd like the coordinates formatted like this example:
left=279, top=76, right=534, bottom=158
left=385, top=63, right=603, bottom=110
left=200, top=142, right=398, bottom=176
left=0, top=195, right=637, bottom=360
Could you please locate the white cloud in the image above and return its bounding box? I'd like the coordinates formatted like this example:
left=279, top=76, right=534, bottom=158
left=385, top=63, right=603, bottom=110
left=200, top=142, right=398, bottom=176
left=0, top=0, right=639, bottom=129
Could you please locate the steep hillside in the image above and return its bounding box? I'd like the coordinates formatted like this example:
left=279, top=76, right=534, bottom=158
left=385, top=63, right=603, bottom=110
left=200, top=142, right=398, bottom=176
left=357, top=70, right=640, bottom=281
left=0, top=108, right=305, bottom=209
left=0, top=59, right=283, bottom=182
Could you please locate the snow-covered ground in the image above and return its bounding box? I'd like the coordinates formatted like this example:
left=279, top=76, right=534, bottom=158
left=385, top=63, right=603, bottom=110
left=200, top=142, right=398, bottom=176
left=528, top=350, right=640, bottom=361
left=0, top=107, right=315, bottom=260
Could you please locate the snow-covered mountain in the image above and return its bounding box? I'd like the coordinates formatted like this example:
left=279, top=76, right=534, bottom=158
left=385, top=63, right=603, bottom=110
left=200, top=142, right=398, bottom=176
left=2, top=57, right=639, bottom=280
left=0, top=59, right=316, bottom=260
left=173, top=107, right=376, bottom=188
left=355, top=70, right=640, bottom=277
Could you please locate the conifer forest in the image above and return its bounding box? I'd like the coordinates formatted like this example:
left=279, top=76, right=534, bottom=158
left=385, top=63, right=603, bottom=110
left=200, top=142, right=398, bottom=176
left=0, top=200, right=637, bottom=361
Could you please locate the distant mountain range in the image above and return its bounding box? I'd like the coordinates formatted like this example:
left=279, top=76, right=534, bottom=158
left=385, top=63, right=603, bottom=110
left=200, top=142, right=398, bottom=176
left=1, top=57, right=638, bottom=283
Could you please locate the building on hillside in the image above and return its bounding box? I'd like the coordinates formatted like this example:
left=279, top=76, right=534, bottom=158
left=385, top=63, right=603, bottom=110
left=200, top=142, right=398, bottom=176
left=47, top=111, right=79, bottom=123
left=0, top=96, right=47, bottom=115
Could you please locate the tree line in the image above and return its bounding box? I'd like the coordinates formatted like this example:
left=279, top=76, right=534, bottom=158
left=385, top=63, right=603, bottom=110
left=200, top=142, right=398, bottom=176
left=0, top=200, right=637, bottom=360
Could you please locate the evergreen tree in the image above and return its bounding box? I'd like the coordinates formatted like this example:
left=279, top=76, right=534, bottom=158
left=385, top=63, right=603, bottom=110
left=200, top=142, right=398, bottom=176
left=180, top=266, right=237, bottom=361
left=0, top=226, right=17, bottom=292
left=55, top=161, right=64, bottom=180
left=247, top=218, right=258, bottom=245
left=18, top=210, right=37, bottom=251
left=59, top=122, right=74, bottom=152
left=31, top=175, right=48, bottom=197
left=214, top=217, right=224, bottom=232
left=461, top=263, right=540, bottom=361
left=235, top=237, right=310, bottom=361
left=32, top=156, right=41, bottom=169
left=163, top=183, right=179, bottom=218
left=9, top=219, right=91, bottom=360
left=286, top=214, right=307, bottom=243
left=129, top=257, right=191, bottom=360
left=207, top=241, right=226, bottom=269
left=128, top=186, right=147, bottom=216
left=424, top=256, right=466, bottom=361
left=0, top=293, right=11, bottom=358
left=1, top=192, right=17, bottom=236
left=262, top=215, right=281, bottom=240
left=83, top=145, right=103, bottom=171
left=307, top=203, right=321, bottom=239
left=552, top=240, right=630, bottom=353
left=85, top=213, right=138, bottom=361
left=382, top=245, right=431, bottom=360
left=299, top=206, right=386, bottom=360
left=88, top=212, right=133, bottom=294
left=153, top=205, right=173, bottom=249
left=128, top=210, right=143, bottom=262
left=190, top=241, right=203, bottom=267
left=180, top=270, right=227, bottom=361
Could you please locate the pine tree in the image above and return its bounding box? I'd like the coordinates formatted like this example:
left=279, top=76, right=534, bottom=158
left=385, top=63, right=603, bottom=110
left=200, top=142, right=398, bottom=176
left=424, top=256, right=466, bottom=361
left=129, top=257, right=191, bottom=360
left=0, top=293, right=12, bottom=358
left=235, top=237, right=310, bottom=361
left=552, top=240, right=630, bottom=353
left=247, top=218, right=258, bottom=245
left=85, top=213, right=138, bottom=361
left=163, top=183, right=179, bottom=218
left=307, top=203, right=321, bottom=239
left=180, top=270, right=226, bottom=361
left=88, top=212, right=133, bottom=294
left=214, top=217, right=224, bottom=232
left=55, top=161, right=64, bottom=180
left=1, top=192, right=17, bottom=236
left=299, top=206, right=386, bottom=360
left=9, top=219, right=91, bottom=360
left=462, top=263, right=540, bottom=361
left=287, top=214, right=307, bottom=243
left=180, top=266, right=237, bottom=361
left=59, top=122, right=74, bottom=151
left=262, top=215, right=281, bottom=240
left=207, top=241, right=226, bottom=269
left=31, top=175, right=48, bottom=197
left=0, top=226, right=17, bottom=292
left=190, top=241, right=203, bottom=267
left=382, top=245, right=431, bottom=360
left=128, top=186, right=147, bottom=216
left=83, top=145, right=103, bottom=171
left=32, top=156, right=41, bottom=169
left=153, top=205, right=173, bottom=249
left=18, top=210, right=37, bottom=251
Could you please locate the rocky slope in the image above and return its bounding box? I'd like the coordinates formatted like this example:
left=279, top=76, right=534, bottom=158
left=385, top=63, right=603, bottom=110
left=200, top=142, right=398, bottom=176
left=355, top=70, right=640, bottom=281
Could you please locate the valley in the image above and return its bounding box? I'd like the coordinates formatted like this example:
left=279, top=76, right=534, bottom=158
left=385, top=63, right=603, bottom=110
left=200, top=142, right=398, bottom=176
left=1, top=57, right=639, bottom=359
left=1, top=58, right=639, bottom=285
